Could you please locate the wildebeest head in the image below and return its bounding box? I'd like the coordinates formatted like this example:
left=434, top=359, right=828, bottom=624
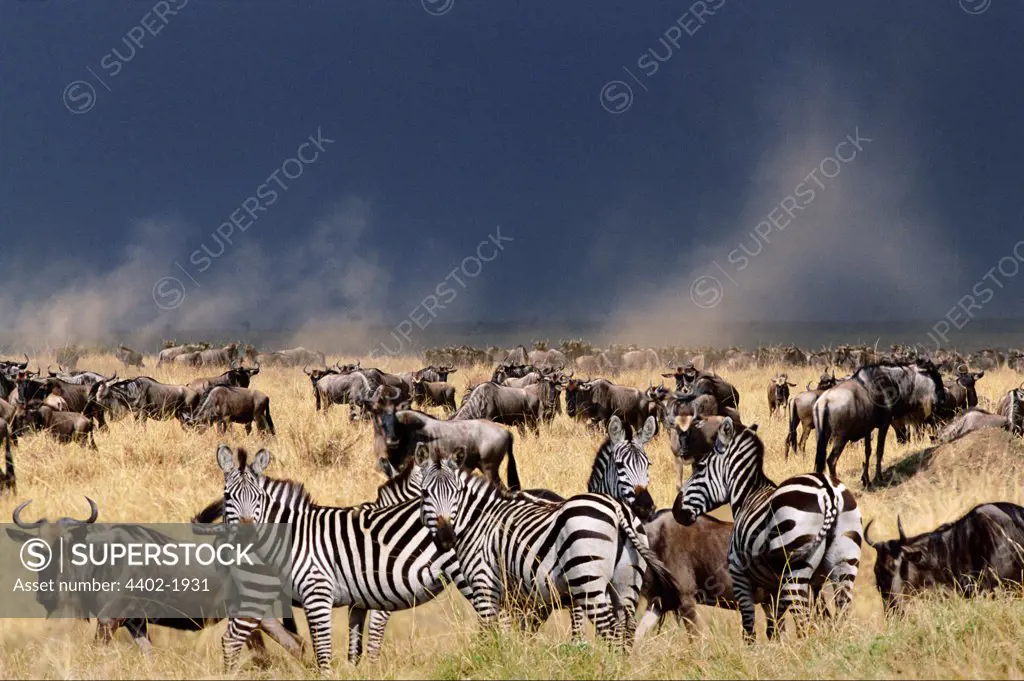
left=303, top=364, right=337, bottom=388
left=954, top=364, right=984, bottom=392
left=225, top=363, right=260, bottom=388
left=432, top=365, right=456, bottom=382
left=864, top=517, right=931, bottom=613
left=365, top=385, right=404, bottom=449
left=913, top=357, right=947, bottom=412
left=814, top=370, right=839, bottom=391
left=5, top=497, right=99, bottom=614
left=563, top=377, right=594, bottom=418
left=771, top=373, right=796, bottom=403
left=661, top=362, right=699, bottom=391
left=335, top=361, right=361, bottom=375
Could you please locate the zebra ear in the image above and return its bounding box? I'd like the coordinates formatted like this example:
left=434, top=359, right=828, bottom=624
left=607, top=416, right=625, bottom=444
left=216, top=444, right=234, bottom=472
left=414, top=442, right=431, bottom=466
left=638, top=415, right=657, bottom=445
left=717, top=417, right=736, bottom=448
left=251, top=449, right=271, bottom=475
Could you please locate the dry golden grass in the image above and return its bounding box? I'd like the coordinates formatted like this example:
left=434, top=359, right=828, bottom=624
left=1, top=354, right=1023, bottom=679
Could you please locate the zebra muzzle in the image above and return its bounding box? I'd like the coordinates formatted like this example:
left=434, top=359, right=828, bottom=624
left=434, top=517, right=456, bottom=551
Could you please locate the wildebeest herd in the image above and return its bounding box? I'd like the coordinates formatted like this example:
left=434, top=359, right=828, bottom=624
left=2, top=339, right=1023, bottom=673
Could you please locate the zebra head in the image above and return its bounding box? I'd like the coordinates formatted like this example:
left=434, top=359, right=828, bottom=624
left=217, top=444, right=272, bottom=524
left=672, top=416, right=735, bottom=526
left=416, top=444, right=466, bottom=552
left=603, top=415, right=657, bottom=521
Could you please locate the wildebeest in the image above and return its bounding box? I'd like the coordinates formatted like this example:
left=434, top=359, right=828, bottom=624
left=784, top=372, right=840, bottom=459
left=115, top=344, right=145, bottom=368
left=527, top=348, right=567, bottom=369
left=620, top=348, right=661, bottom=372
left=451, top=381, right=541, bottom=434
left=767, top=373, right=796, bottom=418
left=931, top=408, right=1010, bottom=443
left=198, top=343, right=241, bottom=368
left=103, top=376, right=200, bottom=423
left=187, top=363, right=260, bottom=395
left=814, top=359, right=946, bottom=487
left=865, top=503, right=1024, bottom=612
left=575, top=352, right=615, bottom=376
left=635, top=512, right=771, bottom=640
left=155, top=342, right=210, bottom=367
left=46, top=366, right=108, bottom=385
left=411, top=375, right=457, bottom=414
left=996, top=385, right=1024, bottom=435
left=14, top=403, right=96, bottom=448
left=937, top=365, right=985, bottom=417
left=364, top=388, right=519, bottom=490
left=306, top=367, right=373, bottom=419
left=414, top=365, right=456, bottom=383
left=670, top=413, right=753, bottom=488
left=490, top=363, right=536, bottom=384
left=185, top=386, right=276, bottom=435
left=563, top=378, right=650, bottom=432
left=17, top=372, right=114, bottom=428
left=0, top=416, right=15, bottom=494
left=4, top=498, right=302, bottom=658
left=255, top=346, right=326, bottom=368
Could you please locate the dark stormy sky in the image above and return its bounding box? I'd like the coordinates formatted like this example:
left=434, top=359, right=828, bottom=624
left=0, top=0, right=1022, bottom=348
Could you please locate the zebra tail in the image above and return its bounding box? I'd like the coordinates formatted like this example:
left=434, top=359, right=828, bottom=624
left=505, top=444, right=521, bottom=492
left=814, top=402, right=831, bottom=474
left=788, top=479, right=842, bottom=565
left=613, top=503, right=681, bottom=613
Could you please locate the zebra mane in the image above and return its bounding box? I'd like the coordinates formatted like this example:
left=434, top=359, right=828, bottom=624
left=377, top=457, right=417, bottom=493
left=463, top=467, right=517, bottom=501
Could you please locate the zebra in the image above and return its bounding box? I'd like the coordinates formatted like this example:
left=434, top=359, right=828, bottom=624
left=213, top=445, right=473, bottom=672
left=587, top=415, right=657, bottom=521
left=672, top=417, right=862, bottom=642
left=414, top=445, right=680, bottom=649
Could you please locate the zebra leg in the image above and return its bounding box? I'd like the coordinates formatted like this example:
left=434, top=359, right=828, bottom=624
left=569, top=604, right=586, bottom=642
left=347, top=607, right=367, bottom=665
left=729, top=564, right=758, bottom=644
left=305, top=596, right=336, bottom=673
left=762, top=598, right=789, bottom=640
left=618, top=601, right=637, bottom=652
left=779, top=575, right=812, bottom=637
left=365, top=610, right=391, bottom=663
left=222, top=618, right=260, bottom=670
left=582, top=596, right=617, bottom=644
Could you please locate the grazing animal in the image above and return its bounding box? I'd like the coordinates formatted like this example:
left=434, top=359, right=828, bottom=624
left=673, top=419, right=863, bottom=642
left=527, top=348, right=568, bottom=369
left=198, top=343, right=241, bottom=367
left=98, top=376, right=199, bottom=423
left=305, top=366, right=372, bottom=418
left=588, top=416, right=658, bottom=521
left=932, top=408, right=1009, bottom=443
left=767, top=373, right=796, bottom=418
left=115, top=344, right=145, bottom=368
left=670, top=414, right=753, bottom=489
left=411, top=376, right=457, bottom=414
left=635, top=511, right=773, bottom=640
left=564, top=378, right=650, bottom=432
left=784, top=373, right=840, bottom=459
left=620, top=348, right=661, bottom=372
left=451, top=381, right=541, bottom=434
left=365, top=389, right=519, bottom=490
left=214, top=446, right=473, bottom=671
left=575, top=352, right=615, bottom=376
left=254, top=346, right=326, bottom=368
left=186, top=386, right=275, bottom=435
left=187, top=364, right=260, bottom=396
left=14, top=403, right=96, bottom=448
left=0, top=416, right=15, bottom=493
left=156, top=342, right=210, bottom=367
left=416, top=447, right=680, bottom=649
left=814, top=359, right=946, bottom=487
left=865, top=503, right=1024, bottom=612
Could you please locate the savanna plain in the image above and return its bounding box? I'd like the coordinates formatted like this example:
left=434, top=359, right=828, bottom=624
left=0, top=351, right=1021, bottom=680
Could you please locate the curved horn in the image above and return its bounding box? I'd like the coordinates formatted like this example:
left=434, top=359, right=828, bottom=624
left=13, top=500, right=45, bottom=529
left=897, top=515, right=907, bottom=543
left=59, top=497, right=99, bottom=526
left=46, top=364, right=55, bottom=377
left=18, top=354, right=29, bottom=369
left=956, top=363, right=969, bottom=375
left=807, top=380, right=814, bottom=391
left=863, top=519, right=879, bottom=548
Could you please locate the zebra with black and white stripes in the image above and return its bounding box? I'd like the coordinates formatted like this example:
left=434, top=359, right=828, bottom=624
left=588, top=415, right=657, bottom=521
left=414, top=445, right=680, bottom=649
left=214, top=445, right=471, bottom=672
left=672, top=417, right=862, bottom=642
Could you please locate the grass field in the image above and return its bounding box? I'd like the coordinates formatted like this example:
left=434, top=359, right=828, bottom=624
left=0, top=353, right=1022, bottom=679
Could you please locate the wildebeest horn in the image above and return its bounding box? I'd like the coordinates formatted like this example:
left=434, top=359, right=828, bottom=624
left=956, top=363, right=969, bottom=375
left=807, top=381, right=814, bottom=391
left=17, top=354, right=28, bottom=369
left=863, top=519, right=879, bottom=549
left=46, top=364, right=56, bottom=376
left=385, top=385, right=401, bottom=400
left=303, top=364, right=312, bottom=375
left=13, top=500, right=45, bottom=529
left=897, top=515, right=907, bottom=543
left=58, top=497, right=99, bottom=526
